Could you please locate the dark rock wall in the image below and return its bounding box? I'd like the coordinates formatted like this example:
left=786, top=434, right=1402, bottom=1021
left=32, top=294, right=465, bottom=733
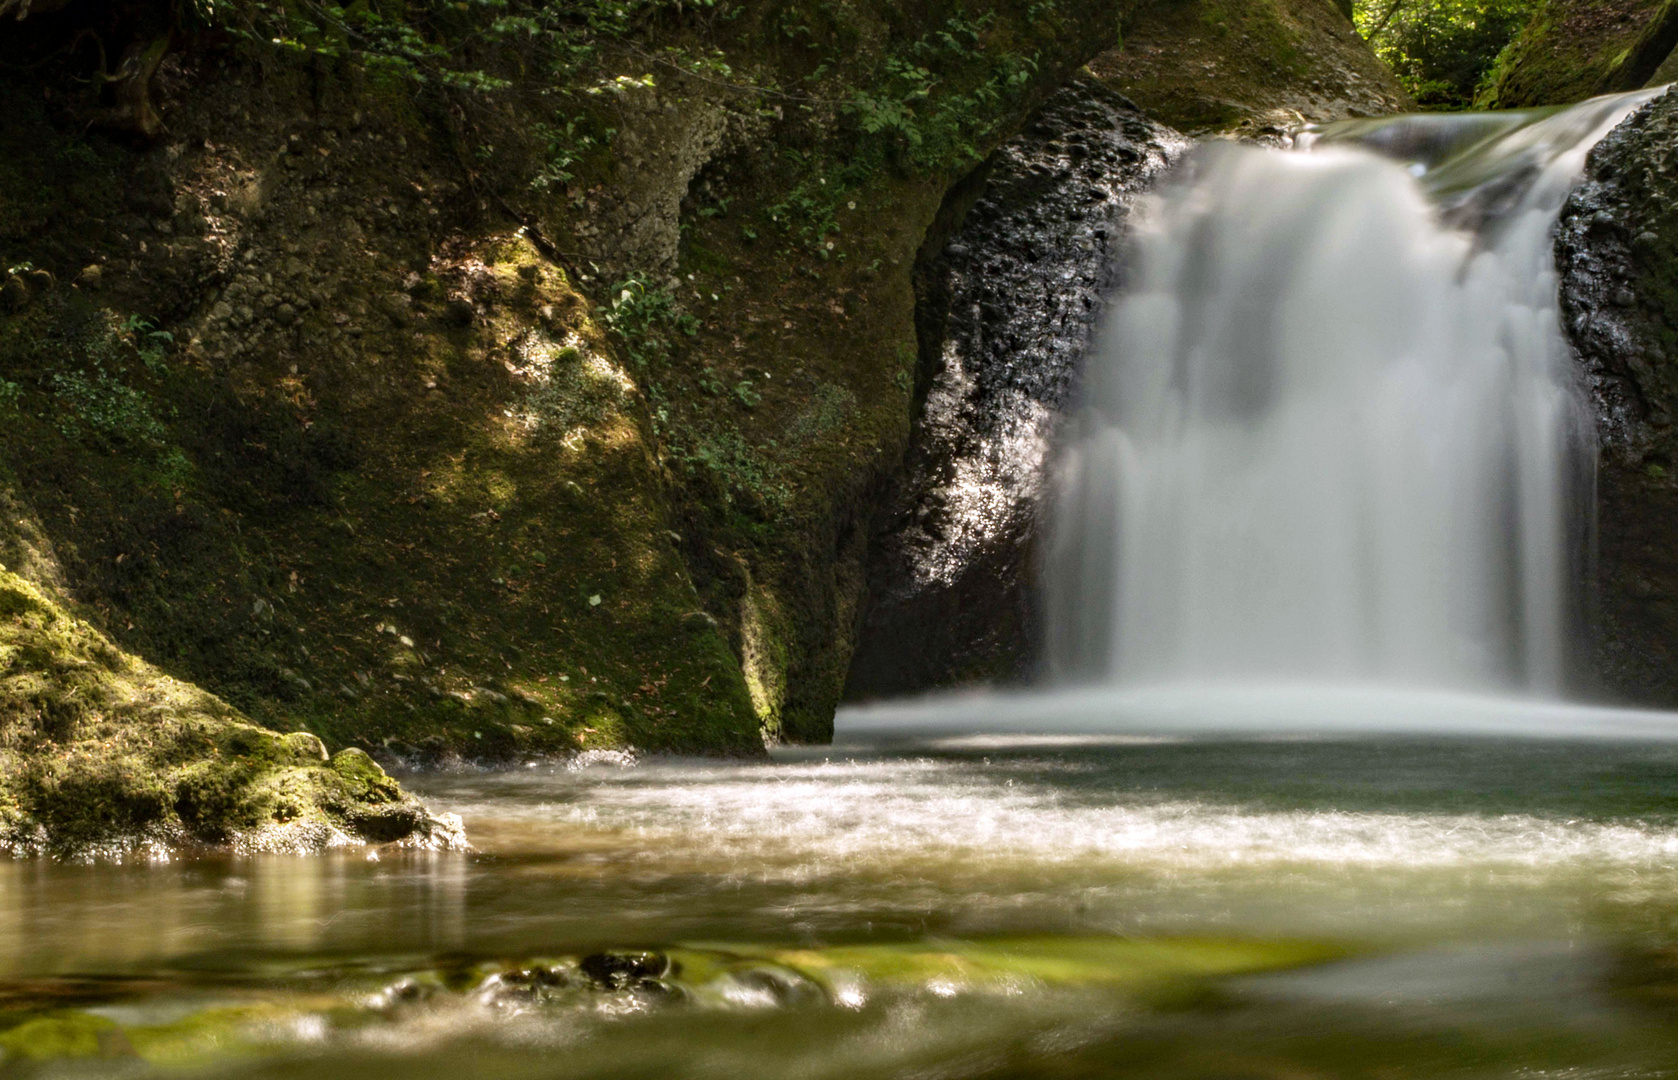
left=845, top=78, right=1186, bottom=699
left=1557, top=88, right=1678, bottom=704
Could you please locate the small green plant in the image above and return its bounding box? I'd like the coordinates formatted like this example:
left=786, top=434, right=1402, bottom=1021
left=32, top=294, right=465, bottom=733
left=768, top=174, right=843, bottom=254
left=121, top=315, right=174, bottom=374
left=841, top=14, right=1039, bottom=173
left=51, top=370, right=168, bottom=447
left=601, top=273, right=697, bottom=368
left=40, top=312, right=184, bottom=487
left=732, top=379, right=760, bottom=409
left=0, top=379, right=20, bottom=411
left=677, top=426, right=789, bottom=511
left=530, top=115, right=614, bottom=192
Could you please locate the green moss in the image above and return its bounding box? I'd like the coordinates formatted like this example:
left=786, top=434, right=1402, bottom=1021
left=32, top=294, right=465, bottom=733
left=0, top=561, right=450, bottom=854
left=707, top=935, right=1351, bottom=997
left=1089, top=0, right=1409, bottom=133
left=1478, top=0, right=1672, bottom=106
left=0, top=1011, right=124, bottom=1061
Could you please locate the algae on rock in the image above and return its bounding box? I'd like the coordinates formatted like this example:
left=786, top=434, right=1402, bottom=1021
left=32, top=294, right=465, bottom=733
left=1478, top=0, right=1678, bottom=107
left=1089, top=0, right=1410, bottom=136
left=0, top=560, right=460, bottom=856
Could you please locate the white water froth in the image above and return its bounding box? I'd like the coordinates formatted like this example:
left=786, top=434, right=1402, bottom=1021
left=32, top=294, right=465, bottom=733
left=439, top=752, right=1678, bottom=877
left=1043, top=91, right=1660, bottom=693
left=837, top=681, right=1678, bottom=741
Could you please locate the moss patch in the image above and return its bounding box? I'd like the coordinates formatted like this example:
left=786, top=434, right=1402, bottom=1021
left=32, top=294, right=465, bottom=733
left=0, top=560, right=456, bottom=855
left=1478, top=0, right=1676, bottom=106
left=1089, top=0, right=1410, bottom=135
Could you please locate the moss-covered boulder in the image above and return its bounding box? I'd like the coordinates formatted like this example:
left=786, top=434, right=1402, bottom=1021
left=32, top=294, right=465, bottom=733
left=1478, top=0, right=1678, bottom=107
left=1088, top=0, right=1410, bottom=136
left=0, top=563, right=461, bottom=855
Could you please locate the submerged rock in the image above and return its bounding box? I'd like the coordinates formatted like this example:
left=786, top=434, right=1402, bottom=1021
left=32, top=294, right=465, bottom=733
left=579, top=951, right=672, bottom=989
left=846, top=79, right=1187, bottom=698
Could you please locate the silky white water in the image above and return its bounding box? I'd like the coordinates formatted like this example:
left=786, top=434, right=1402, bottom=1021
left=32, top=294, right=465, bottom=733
left=1043, top=90, right=1661, bottom=693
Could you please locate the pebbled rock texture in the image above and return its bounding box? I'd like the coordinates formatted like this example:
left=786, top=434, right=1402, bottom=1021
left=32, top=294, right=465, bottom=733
left=845, top=78, right=1188, bottom=699
left=1556, top=87, right=1678, bottom=703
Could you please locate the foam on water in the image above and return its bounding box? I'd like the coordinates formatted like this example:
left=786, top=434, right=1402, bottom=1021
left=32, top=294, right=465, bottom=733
left=436, top=743, right=1678, bottom=879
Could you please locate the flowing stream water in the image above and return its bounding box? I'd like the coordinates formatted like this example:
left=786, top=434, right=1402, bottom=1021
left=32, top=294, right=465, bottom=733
left=8, top=92, right=1678, bottom=1077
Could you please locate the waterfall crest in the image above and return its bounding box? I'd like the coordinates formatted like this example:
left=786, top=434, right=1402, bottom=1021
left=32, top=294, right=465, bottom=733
left=1044, top=90, right=1664, bottom=694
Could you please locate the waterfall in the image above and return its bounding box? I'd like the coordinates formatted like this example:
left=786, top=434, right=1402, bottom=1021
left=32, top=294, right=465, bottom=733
left=1043, top=90, right=1665, bottom=694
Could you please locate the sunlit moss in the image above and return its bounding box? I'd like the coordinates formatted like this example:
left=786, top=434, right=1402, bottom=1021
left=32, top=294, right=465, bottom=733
left=0, top=563, right=446, bottom=853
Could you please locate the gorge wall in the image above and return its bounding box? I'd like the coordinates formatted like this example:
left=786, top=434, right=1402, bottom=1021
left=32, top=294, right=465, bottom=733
left=0, top=0, right=1150, bottom=850
left=0, top=0, right=1414, bottom=851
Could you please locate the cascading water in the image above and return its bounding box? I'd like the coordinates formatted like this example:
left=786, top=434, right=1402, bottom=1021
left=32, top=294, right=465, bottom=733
left=839, top=89, right=1678, bottom=741
left=1045, top=90, right=1663, bottom=695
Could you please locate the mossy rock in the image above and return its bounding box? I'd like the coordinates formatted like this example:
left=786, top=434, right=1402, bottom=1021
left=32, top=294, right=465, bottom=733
left=1479, top=0, right=1678, bottom=107
left=0, top=563, right=459, bottom=856
left=1089, top=0, right=1409, bottom=135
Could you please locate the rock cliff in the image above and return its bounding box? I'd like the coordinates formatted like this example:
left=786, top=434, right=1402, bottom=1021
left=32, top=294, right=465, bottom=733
left=1556, top=88, right=1678, bottom=704
left=0, top=0, right=1153, bottom=849
left=0, top=0, right=1418, bottom=852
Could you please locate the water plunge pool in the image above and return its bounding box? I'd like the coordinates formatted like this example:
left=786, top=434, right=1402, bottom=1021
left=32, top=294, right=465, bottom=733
left=6, top=737, right=1678, bottom=1076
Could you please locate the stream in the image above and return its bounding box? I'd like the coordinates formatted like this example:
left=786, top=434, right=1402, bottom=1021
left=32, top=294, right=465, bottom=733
left=7, top=739, right=1678, bottom=1075
left=5, top=82, right=1678, bottom=1080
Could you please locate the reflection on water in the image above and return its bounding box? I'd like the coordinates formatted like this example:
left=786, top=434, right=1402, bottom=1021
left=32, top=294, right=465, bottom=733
left=4, top=739, right=1678, bottom=1075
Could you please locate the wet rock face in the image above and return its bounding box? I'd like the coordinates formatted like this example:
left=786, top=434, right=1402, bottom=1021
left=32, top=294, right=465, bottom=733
left=845, top=80, right=1188, bottom=700
left=1556, top=89, right=1678, bottom=703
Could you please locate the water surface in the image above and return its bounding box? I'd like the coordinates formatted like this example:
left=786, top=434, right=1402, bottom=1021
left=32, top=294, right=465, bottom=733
left=6, top=738, right=1678, bottom=1076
